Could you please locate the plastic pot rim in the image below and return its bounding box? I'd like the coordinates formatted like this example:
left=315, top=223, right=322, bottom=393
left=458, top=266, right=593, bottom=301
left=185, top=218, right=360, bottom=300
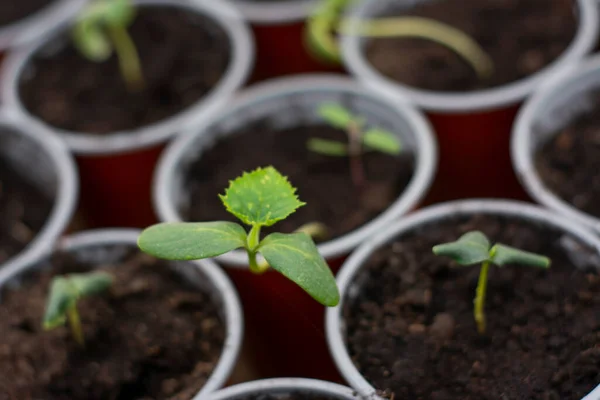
left=340, top=0, right=599, bottom=114
left=153, top=73, right=438, bottom=268
left=0, top=109, right=78, bottom=279
left=0, top=228, right=244, bottom=398
left=203, top=377, right=368, bottom=400
left=512, top=53, right=600, bottom=234
left=231, top=0, right=317, bottom=25
left=325, top=198, right=600, bottom=399
left=0, top=0, right=255, bottom=156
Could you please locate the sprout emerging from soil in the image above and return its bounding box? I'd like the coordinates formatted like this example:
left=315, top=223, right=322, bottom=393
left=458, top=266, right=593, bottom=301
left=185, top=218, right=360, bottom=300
left=72, top=0, right=144, bottom=91
left=43, top=271, right=113, bottom=346
left=306, top=0, right=493, bottom=78
left=138, top=166, right=340, bottom=307
left=433, top=231, right=550, bottom=334
left=307, top=103, right=401, bottom=188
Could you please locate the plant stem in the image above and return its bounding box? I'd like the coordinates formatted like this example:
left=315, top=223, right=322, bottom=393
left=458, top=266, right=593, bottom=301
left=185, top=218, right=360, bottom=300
left=474, top=261, right=490, bottom=334
left=67, top=304, right=85, bottom=346
left=247, top=225, right=269, bottom=274
left=347, top=121, right=365, bottom=189
left=107, top=24, right=144, bottom=92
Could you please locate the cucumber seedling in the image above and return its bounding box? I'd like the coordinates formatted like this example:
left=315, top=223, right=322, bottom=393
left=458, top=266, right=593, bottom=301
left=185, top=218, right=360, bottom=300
left=43, top=271, right=113, bottom=346
left=138, top=166, right=340, bottom=307
left=433, top=231, right=550, bottom=334
left=72, top=0, right=144, bottom=91
left=307, top=103, right=401, bottom=188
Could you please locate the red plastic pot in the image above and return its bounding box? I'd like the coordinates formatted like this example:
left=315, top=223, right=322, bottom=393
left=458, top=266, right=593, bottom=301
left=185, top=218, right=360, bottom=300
left=341, top=0, right=598, bottom=203
left=152, top=75, right=437, bottom=380
left=1, top=0, right=254, bottom=229
left=232, top=0, right=341, bottom=80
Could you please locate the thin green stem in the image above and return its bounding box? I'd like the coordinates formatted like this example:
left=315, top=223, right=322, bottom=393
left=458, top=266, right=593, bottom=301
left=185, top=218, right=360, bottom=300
left=67, top=304, right=85, bottom=346
left=474, top=261, right=490, bottom=334
left=247, top=225, right=269, bottom=274
left=247, top=225, right=261, bottom=251
left=347, top=121, right=365, bottom=189
left=107, top=24, right=144, bottom=91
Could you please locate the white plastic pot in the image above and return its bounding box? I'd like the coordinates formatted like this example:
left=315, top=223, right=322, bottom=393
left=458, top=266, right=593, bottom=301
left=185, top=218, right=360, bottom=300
left=0, top=229, right=243, bottom=399
left=512, top=54, right=600, bottom=233
left=231, top=0, right=317, bottom=25
left=0, top=109, right=77, bottom=276
left=326, top=199, right=600, bottom=400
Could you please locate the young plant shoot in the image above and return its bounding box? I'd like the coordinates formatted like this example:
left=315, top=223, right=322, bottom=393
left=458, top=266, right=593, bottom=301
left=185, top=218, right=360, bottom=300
left=43, top=271, right=113, bottom=346
left=72, top=0, right=144, bottom=91
left=306, top=0, right=493, bottom=78
left=137, top=166, right=340, bottom=307
left=307, top=103, right=401, bottom=188
left=433, top=231, right=550, bottom=334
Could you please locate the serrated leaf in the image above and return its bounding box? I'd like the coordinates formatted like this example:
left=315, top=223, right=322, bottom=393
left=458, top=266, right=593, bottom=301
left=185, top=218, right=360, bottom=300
left=43, top=277, right=75, bottom=329
left=138, top=221, right=247, bottom=260
left=69, top=272, right=114, bottom=298
left=219, top=166, right=305, bottom=227
left=490, top=244, right=551, bottom=268
left=258, top=232, right=339, bottom=306
left=318, top=103, right=355, bottom=129
left=363, top=128, right=402, bottom=155
left=307, top=138, right=348, bottom=156
left=432, top=231, right=491, bottom=265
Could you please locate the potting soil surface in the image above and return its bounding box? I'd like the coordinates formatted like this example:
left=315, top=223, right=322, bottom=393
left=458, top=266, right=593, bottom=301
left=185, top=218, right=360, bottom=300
left=0, top=0, right=52, bottom=27
left=184, top=123, right=414, bottom=241
left=344, top=214, right=600, bottom=399
left=536, top=92, right=600, bottom=219
left=0, top=250, right=225, bottom=400
left=365, top=0, right=578, bottom=92
left=0, top=157, right=53, bottom=266
left=19, top=7, right=231, bottom=133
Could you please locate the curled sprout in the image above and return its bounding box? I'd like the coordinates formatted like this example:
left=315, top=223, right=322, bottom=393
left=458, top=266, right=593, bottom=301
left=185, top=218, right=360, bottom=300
left=433, top=231, right=551, bottom=334
left=43, top=271, right=113, bottom=346
left=307, top=103, right=401, bottom=188
left=138, top=166, right=340, bottom=307
left=72, top=0, right=144, bottom=91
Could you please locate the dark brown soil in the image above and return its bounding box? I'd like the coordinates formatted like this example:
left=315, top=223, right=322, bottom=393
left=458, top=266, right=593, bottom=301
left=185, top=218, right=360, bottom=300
left=536, top=92, right=600, bottom=218
left=19, top=6, right=231, bottom=134
left=0, top=0, right=52, bottom=26
left=365, top=0, right=578, bottom=92
left=0, top=250, right=225, bottom=400
left=344, top=214, right=600, bottom=399
left=0, top=158, right=53, bottom=265
left=184, top=123, right=414, bottom=240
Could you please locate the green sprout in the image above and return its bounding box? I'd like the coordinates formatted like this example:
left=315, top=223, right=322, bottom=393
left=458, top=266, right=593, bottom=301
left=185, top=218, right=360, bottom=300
left=43, top=271, right=113, bottom=346
left=433, top=231, right=550, bottom=334
left=138, top=166, right=340, bottom=307
left=305, top=0, right=493, bottom=79
left=308, top=103, right=401, bottom=188
left=72, top=0, right=144, bottom=91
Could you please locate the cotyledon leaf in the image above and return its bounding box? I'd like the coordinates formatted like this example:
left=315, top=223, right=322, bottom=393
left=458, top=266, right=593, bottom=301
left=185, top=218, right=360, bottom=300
left=43, top=277, right=75, bottom=330
left=490, top=244, right=551, bottom=268
left=307, top=138, right=348, bottom=156
left=432, top=231, right=491, bottom=266
left=138, top=221, right=247, bottom=260
left=362, top=128, right=402, bottom=155
left=258, top=232, right=339, bottom=306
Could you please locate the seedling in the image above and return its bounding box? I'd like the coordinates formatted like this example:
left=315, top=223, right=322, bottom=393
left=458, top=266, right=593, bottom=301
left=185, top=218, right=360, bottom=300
left=307, top=103, right=401, bottom=188
left=43, top=271, right=113, bottom=346
left=72, top=0, right=144, bottom=91
left=433, top=231, right=550, bottom=334
left=138, top=166, right=340, bottom=307
left=306, top=0, right=493, bottom=79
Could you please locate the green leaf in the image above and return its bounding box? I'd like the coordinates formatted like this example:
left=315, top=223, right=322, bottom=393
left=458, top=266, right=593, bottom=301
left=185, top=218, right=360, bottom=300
left=102, top=0, right=136, bottom=28
left=68, top=272, right=114, bottom=297
left=490, top=244, right=551, bottom=268
left=138, top=222, right=247, bottom=260
left=258, top=232, right=339, bottom=306
left=43, top=277, right=75, bottom=330
left=307, top=138, right=348, bottom=156
left=432, top=231, right=491, bottom=265
left=363, top=128, right=402, bottom=155
left=219, top=166, right=305, bottom=227
left=72, top=21, right=112, bottom=61
left=318, top=103, right=355, bottom=129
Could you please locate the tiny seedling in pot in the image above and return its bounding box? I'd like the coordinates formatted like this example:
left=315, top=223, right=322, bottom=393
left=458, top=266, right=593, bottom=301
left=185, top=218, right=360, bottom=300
left=72, top=0, right=144, bottom=91
left=307, top=103, right=401, bottom=188
left=433, top=231, right=550, bottom=334
left=43, top=271, right=113, bottom=346
left=138, top=166, right=340, bottom=307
